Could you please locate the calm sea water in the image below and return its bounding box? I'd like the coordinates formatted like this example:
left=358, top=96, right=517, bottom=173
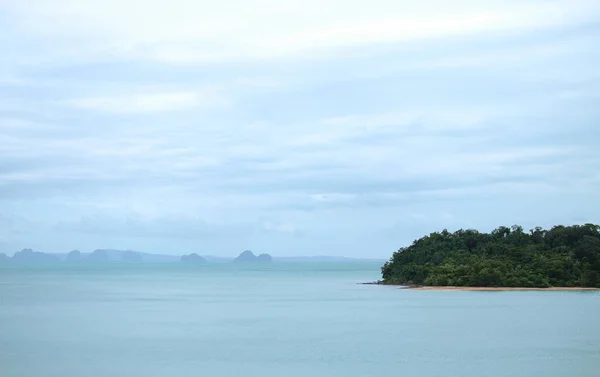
left=1, top=262, right=599, bottom=377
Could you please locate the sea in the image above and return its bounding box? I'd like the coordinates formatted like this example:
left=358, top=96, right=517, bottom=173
left=1, top=262, right=599, bottom=377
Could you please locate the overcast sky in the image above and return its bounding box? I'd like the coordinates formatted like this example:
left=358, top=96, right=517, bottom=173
left=1, top=0, right=599, bottom=257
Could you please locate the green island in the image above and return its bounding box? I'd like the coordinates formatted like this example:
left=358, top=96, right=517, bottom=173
left=381, top=224, right=600, bottom=288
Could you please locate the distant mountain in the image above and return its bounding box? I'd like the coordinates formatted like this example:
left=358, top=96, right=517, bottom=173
left=121, top=251, right=143, bottom=263
left=66, top=250, right=83, bottom=262
left=41, top=249, right=179, bottom=263
left=233, top=250, right=272, bottom=263
left=83, top=249, right=144, bottom=263
left=4, top=248, right=382, bottom=265
left=180, top=253, right=207, bottom=263
left=257, top=253, right=273, bottom=263
left=12, top=249, right=60, bottom=263
left=86, top=249, right=109, bottom=263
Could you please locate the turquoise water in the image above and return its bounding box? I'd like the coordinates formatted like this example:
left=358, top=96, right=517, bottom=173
left=1, top=263, right=599, bottom=377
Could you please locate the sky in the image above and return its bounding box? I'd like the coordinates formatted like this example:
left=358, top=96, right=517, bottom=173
left=1, top=0, right=599, bottom=257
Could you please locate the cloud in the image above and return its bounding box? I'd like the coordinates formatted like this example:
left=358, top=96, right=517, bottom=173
left=60, top=90, right=228, bottom=113
left=262, top=221, right=299, bottom=236
left=55, top=214, right=251, bottom=239
left=0, top=1, right=599, bottom=256
left=3, top=0, right=600, bottom=64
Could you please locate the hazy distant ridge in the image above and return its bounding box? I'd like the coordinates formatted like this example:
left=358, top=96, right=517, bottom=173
left=0, top=248, right=382, bottom=264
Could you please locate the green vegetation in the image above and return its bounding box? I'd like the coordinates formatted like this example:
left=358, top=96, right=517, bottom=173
left=381, top=224, right=600, bottom=288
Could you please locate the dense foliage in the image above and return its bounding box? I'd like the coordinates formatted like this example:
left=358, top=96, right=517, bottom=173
left=381, top=224, right=600, bottom=288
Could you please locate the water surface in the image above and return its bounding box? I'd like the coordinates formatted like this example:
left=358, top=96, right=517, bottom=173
left=1, top=263, right=599, bottom=377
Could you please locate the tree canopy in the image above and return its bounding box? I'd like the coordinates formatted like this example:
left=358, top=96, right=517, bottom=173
left=381, top=224, right=600, bottom=288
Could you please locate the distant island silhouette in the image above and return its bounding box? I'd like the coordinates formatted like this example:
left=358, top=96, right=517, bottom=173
left=66, top=250, right=82, bottom=262
left=11, top=249, right=60, bottom=264
left=121, top=250, right=143, bottom=263
left=181, top=253, right=207, bottom=263
left=87, top=249, right=109, bottom=263
left=233, top=250, right=272, bottom=263
left=0, top=248, right=382, bottom=265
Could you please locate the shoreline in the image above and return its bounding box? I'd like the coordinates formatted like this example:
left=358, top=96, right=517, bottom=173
left=411, top=286, right=600, bottom=291
left=361, top=282, right=600, bottom=291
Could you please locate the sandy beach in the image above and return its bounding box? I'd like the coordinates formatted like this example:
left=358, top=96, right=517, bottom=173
left=410, top=286, right=600, bottom=291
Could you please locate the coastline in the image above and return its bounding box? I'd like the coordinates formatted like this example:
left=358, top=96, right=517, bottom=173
left=411, top=286, right=600, bottom=291
left=361, top=282, right=600, bottom=291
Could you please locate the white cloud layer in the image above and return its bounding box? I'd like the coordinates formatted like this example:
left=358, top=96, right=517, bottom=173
left=3, top=0, right=600, bottom=63
left=0, top=0, right=599, bottom=256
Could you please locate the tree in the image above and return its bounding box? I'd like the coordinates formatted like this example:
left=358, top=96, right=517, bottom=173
left=381, top=224, right=600, bottom=288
